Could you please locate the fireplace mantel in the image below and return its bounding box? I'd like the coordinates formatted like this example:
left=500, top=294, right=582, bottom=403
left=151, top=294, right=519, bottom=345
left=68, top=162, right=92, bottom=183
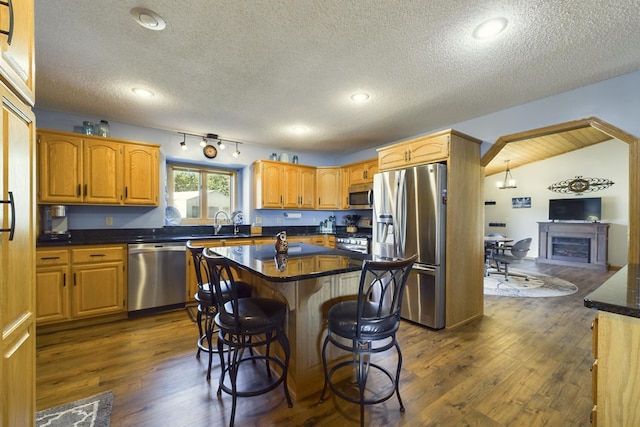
left=537, top=222, right=609, bottom=270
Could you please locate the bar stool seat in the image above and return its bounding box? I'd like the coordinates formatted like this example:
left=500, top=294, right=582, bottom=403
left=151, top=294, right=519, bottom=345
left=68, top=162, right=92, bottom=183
left=203, top=249, right=293, bottom=427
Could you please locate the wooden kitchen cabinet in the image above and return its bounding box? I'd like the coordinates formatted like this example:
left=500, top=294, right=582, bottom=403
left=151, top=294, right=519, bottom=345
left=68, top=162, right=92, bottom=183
left=35, top=245, right=127, bottom=325
left=71, top=246, right=126, bottom=318
left=0, top=78, right=36, bottom=425
left=254, top=160, right=316, bottom=209
left=378, top=133, right=449, bottom=171
left=83, top=139, right=122, bottom=204
left=123, top=144, right=160, bottom=205
left=345, top=158, right=378, bottom=185
left=316, top=167, right=342, bottom=210
left=283, top=164, right=315, bottom=209
left=37, top=132, right=83, bottom=203
left=35, top=249, right=70, bottom=323
left=0, top=0, right=35, bottom=105
left=592, top=310, right=640, bottom=426
left=37, top=129, right=160, bottom=206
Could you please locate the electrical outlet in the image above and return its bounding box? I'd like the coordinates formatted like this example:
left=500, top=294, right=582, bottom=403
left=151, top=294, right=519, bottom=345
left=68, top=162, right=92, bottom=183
left=256, top=216, right=262, bottom=224
left=276, top=217, right=282, bottom=224
left=313, top=217, right=317, bottom=223
left=105, top=216, right=113, bottom=226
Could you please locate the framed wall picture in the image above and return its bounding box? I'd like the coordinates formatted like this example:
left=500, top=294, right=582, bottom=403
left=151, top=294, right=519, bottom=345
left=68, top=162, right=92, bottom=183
left=512, top=197, right=531, bottom=209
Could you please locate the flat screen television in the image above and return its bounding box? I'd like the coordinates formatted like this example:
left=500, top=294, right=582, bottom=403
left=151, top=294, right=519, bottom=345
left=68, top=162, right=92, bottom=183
left=548, top=197, right=602, bottom=222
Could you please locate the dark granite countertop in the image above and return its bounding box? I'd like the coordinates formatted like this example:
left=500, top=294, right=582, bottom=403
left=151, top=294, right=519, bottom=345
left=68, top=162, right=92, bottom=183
left=36, top=225, right=369, bottom=247
left=584, top=264, right=640, bottom=318
left=210, top=243, right=371, bottom=282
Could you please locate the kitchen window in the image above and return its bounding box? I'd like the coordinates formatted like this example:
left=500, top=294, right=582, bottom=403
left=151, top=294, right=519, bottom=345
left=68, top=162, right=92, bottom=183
left=167, top=163, right=237, bottom=224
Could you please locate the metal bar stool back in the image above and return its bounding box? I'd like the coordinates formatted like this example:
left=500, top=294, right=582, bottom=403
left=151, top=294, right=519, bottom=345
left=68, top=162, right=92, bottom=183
left=320, top=254, right=418, bottom=426
left=186, top=241, right=251, bottom=380
left=203, top=249, right=293, bottom=427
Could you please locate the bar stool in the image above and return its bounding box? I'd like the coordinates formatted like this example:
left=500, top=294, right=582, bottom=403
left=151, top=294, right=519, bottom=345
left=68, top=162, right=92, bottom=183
left=319, top=254, right=417, bottom=427
left=186, top=241, right=252, bottom=380
left=203, top=249, right=293, bottom=427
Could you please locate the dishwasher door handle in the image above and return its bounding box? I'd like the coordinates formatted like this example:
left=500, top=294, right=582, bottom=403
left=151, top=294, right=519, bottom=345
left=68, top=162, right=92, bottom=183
left=128, top=244, right=186, bottom=255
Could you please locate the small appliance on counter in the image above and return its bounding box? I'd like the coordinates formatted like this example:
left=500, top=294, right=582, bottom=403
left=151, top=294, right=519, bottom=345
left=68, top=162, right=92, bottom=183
left=40, top=205, right=71, bottom=241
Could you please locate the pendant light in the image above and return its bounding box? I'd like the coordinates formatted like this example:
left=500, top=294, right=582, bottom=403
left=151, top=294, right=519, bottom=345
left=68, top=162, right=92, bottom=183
left=497, top=160, right=516, bottom=189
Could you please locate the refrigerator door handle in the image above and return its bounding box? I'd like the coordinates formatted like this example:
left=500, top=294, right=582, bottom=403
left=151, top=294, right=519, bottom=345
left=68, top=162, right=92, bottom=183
left=413, top=263, right=436, bottom=274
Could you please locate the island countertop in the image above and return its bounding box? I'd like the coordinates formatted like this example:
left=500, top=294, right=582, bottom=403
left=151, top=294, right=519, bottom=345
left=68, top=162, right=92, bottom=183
left=209, top=243, right=371, bottom=282
left=584, top=264, right=640, bottom=318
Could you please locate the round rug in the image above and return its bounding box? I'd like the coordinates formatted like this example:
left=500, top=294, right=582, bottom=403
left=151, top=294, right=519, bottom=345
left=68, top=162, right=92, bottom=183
left=484, top=271, right=578, bottom=297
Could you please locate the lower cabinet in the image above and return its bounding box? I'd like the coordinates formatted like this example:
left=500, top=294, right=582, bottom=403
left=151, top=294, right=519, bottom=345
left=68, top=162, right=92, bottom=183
left=36, top=245, right=127, bottom=325
left=592, top=311, right=640, bottom=426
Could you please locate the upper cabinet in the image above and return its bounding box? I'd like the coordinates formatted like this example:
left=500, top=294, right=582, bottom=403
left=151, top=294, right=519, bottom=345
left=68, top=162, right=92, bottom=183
left=254, top=160, right=316, bottom=209
left=345, top=158, right=378, bottom=185
left=316, top=167, right=342, bottom=210
left=378, top=133, right=449, bottom=171
left=123, top=144, right=159, bottom=205
left=37, top=129, right=160, bottom=206
left=0, top=0, right=35, bottom=105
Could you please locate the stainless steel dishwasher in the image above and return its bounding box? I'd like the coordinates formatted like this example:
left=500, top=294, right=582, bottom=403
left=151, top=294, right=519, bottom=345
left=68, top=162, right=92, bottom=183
left=128, top=242, right=187, bottom=315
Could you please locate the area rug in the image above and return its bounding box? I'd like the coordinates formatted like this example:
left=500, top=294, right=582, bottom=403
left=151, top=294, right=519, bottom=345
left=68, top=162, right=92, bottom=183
left=36, top=391, right=114, bottom=427
left=484, top=270, right=578, bottom=297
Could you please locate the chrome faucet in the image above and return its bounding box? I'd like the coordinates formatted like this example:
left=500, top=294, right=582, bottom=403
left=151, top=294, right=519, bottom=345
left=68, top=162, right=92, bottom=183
left=214, top=210, right=230, bottom=235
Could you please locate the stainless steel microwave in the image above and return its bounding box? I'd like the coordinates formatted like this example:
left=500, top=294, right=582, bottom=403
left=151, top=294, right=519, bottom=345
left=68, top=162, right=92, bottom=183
left=348, top=183, right=373, bottom=209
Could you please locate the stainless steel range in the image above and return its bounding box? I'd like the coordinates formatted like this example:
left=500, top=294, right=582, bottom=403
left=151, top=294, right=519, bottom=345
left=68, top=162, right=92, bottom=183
left=335, top=234, right=370, bottom=254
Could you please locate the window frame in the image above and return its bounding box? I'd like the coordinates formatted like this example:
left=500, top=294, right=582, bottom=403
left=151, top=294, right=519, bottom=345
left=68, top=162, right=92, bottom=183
left=167, top=162, right=238, bottom=225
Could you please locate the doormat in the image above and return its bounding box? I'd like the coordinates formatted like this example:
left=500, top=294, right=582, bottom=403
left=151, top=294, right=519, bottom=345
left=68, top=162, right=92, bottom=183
left=484, top=270, right=578, bottom=297
left=36, top=391, right=114, bottom=427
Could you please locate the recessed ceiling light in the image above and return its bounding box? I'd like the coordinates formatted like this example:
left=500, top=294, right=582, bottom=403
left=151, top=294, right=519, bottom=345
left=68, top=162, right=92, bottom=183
left=473, top=17, right=508, bottom=39
left=351, top=92, right=370, bottom=103
left=292, top=126, right=308, bottom=134
left=132, top=87, right=154, bottom=98
left=130, top=7, right=166, bottom=31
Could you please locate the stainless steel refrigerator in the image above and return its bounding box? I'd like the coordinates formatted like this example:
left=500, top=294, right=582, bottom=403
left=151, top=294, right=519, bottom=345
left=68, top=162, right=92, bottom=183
left=372, top=163, right=446, bottom=329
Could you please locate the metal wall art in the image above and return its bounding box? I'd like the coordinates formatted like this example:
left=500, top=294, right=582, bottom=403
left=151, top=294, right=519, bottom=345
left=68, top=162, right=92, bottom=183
left=548, top=176, right=614, bottom=194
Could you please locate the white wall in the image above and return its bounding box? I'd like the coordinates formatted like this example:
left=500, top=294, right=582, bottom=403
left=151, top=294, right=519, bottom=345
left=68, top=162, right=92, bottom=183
left=484, top=140, right=629, bottom=267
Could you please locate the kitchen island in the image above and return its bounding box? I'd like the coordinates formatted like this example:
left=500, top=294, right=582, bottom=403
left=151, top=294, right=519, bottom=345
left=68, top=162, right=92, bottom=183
left=584, top=265, right=640, bottom=425
left=210, top=243, right=370, bottom=400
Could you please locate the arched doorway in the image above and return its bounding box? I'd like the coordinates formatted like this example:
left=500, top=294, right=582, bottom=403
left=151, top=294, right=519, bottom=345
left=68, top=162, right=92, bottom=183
left=480, top=117, right=640, bottom=264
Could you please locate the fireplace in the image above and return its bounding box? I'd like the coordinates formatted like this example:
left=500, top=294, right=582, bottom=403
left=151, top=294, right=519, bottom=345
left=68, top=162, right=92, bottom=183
left=537, top=222, right=609, bottom=270
left=551, top=236, right=590, bottom=263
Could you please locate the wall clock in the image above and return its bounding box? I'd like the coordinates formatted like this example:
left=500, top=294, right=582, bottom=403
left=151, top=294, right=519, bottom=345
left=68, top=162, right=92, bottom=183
left=203, top=144, right=217, bottom=159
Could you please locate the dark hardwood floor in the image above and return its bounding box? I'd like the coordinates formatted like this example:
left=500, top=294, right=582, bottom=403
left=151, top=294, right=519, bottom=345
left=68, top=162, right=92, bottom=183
left=36, top=260, right=615, bottom=426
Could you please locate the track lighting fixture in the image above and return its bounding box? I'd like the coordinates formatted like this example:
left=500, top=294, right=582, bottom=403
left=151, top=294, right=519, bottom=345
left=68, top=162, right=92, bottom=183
left=176, top=131, right=243, bottom=156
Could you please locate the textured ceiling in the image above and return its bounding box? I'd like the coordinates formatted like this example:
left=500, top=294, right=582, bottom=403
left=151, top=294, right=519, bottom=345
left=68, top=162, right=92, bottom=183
left=34, top=0, right=640, bottom=154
